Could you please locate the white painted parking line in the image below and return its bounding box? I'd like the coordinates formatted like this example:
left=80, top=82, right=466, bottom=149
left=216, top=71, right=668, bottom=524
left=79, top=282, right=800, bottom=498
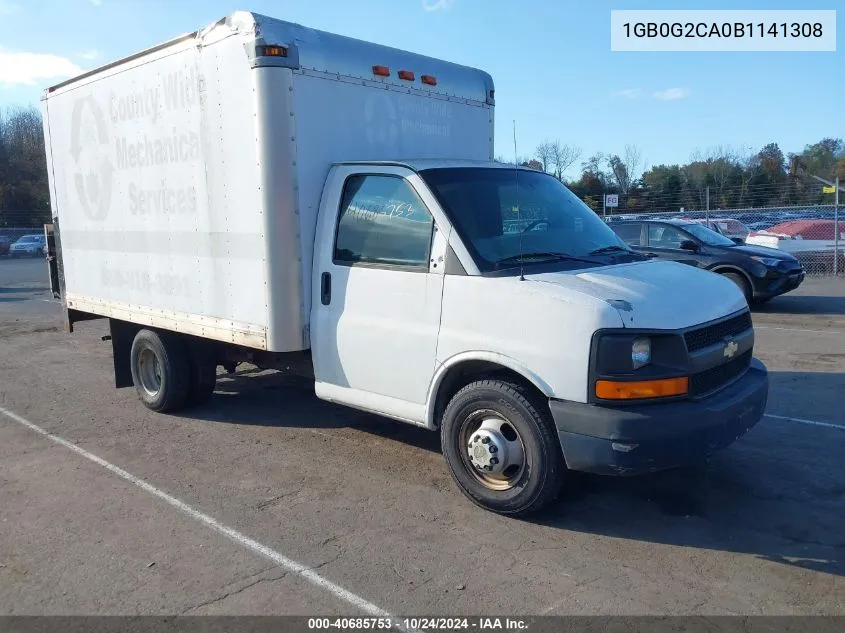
left=764, top=413, right=845, bottom=431
left=0, top=405, right=414, bottom=629
left=755, top=325, right=845, bottom=336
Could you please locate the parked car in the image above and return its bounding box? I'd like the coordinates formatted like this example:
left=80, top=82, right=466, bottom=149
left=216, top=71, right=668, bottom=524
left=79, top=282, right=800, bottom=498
left=610, top=219, right=805, bottom=304
left=683, top=217, right=751, bottom=243
left=0, top=235, right=11, bottom=256
left=9, top=234, right=46, bottom=257
left=745, top=221, right=773, bottom=232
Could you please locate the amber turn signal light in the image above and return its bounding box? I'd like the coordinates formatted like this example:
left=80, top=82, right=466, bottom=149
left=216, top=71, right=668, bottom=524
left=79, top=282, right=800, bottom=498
left=595, top=377, right=689, bottom=400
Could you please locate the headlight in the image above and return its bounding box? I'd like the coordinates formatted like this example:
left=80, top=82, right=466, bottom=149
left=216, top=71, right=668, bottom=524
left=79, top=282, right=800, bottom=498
left=631, top=337, right=651, bottom=369
left=751, top=256, right=781, bottom=268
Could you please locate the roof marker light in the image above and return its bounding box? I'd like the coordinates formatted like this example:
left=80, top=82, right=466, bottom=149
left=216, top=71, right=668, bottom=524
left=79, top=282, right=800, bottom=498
left=421, top=75, right=437, bottom=86
left=372, top=65, right=390, bottom=77
left=398, top=70, right=415, bottom=81
left=259, top=45, right=288, bottom=57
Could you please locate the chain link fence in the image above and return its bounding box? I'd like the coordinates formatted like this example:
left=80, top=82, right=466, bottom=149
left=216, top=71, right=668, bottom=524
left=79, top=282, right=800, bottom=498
left=600, top=204, right=842, bottom=276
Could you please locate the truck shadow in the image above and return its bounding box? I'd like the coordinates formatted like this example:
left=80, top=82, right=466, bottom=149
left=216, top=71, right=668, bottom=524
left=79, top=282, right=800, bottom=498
left=755, top=294, right=845, bottom=315
left=186, top=368, right=843, bottom=578
left=185, top=370, right=442, bottom=454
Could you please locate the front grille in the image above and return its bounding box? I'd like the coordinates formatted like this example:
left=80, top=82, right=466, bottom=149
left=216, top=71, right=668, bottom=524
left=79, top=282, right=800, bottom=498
left=684, top=311, right=752, bottom=352
left=690, top=350, right=752, bottom=397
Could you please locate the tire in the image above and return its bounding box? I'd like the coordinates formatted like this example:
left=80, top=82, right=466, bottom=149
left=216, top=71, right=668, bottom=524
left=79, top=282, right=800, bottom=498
left=722, top=272, right=752, bottom=304
left=129, top=329, right=191, bottom=413
left=440, top=378, right=565, bottom=516
left=185, top=343, right=217, bottom=406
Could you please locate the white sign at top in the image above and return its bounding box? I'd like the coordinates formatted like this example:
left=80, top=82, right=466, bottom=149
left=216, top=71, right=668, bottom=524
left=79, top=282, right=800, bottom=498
left=605, top=194, right=619, bottom=207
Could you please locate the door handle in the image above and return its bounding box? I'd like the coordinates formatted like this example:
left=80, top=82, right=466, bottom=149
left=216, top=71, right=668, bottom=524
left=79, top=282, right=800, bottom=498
left=321, top=272, right=332, bottom=305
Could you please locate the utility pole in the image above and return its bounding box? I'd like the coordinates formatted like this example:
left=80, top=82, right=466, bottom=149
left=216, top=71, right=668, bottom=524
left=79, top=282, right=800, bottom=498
left=789, top=157, right=843, bottom=276
left=705, top=186, right=710, bottom=224
left=835, top=177, right=840, bottom=276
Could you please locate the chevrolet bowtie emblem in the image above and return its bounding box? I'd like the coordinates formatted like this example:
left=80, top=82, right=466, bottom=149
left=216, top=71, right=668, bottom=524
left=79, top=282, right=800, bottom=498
left=723, top=340, right=739, bottom=358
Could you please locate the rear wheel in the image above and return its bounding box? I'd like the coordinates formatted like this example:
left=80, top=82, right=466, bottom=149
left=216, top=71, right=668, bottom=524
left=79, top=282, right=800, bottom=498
left=186, top=344, right=218, bottom=406
left=130, top=329, right=191, bottom=413
left=722, top=272, right=752, bottom=304
left=441, top=379, right=565, bottom=516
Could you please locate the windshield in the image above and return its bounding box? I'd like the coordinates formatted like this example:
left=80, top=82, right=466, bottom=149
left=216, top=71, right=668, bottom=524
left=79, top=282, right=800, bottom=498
left=418, top=167, right=630, bottom=271
left=683, top=223, right=736, bottom=246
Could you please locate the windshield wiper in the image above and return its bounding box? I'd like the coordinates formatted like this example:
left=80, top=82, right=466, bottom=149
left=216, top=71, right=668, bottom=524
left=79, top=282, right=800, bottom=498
left=588, top=245, right=632, bottom=256
left=494, top=252, right=600, bottom=268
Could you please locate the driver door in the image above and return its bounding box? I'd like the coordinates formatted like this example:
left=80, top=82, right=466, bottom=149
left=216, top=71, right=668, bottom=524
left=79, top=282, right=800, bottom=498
left=311, top=167, right=447, bottom=424
left=644, top=223, right=703, bottom=267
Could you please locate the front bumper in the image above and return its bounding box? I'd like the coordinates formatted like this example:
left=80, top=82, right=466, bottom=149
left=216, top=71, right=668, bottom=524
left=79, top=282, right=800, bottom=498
left=752, top=268, right=804, bottom=299
left=549, top=358, right=768, bottom=475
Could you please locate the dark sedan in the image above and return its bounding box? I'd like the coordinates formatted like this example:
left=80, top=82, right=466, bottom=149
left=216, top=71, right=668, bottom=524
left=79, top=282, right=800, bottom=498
left=609, top=218, right=805, bottom=305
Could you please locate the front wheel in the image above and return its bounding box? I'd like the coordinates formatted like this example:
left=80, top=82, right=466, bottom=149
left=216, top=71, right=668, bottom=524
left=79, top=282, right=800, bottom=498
left=440, top=379, right=565, bottom=516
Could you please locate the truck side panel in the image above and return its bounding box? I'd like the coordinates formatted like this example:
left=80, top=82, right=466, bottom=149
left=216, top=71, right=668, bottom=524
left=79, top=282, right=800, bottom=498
left=43, top=35, right=272, bottom=348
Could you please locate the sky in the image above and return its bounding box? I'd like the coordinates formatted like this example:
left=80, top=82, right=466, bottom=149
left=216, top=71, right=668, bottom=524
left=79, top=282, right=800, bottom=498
left=0, top=0, right=841, bottom=178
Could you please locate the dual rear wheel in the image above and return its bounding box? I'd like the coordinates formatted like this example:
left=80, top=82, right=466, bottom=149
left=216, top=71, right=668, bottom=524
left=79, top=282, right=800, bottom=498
left=130, top=329, right=217, bottom=413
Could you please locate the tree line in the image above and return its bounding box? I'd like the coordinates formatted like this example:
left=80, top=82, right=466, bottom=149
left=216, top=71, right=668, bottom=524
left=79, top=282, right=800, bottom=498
left=0, top=106, right=50, bottom=227
left=2, top=104, right=843, bottom=229
left=500, top=137, right=845, bottom=213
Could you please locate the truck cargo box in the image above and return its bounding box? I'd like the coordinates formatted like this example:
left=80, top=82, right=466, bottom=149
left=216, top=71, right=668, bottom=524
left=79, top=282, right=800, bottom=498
left=43, top=11, right=494, bottom=352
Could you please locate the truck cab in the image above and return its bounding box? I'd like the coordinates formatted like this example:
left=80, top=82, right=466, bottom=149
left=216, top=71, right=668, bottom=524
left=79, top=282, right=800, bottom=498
left=309, top=160, right=768, bottom=514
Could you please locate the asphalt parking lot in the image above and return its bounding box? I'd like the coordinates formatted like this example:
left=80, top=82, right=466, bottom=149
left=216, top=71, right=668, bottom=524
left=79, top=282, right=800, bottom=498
left=1, top=257, right=843, bottom=616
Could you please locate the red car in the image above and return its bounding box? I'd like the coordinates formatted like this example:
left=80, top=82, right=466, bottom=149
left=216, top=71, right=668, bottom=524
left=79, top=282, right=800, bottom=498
left=0, top=236, right=11, bottom=256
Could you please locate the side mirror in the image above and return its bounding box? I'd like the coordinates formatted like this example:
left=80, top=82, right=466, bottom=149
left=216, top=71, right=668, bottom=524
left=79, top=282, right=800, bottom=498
left=679, top=240, right=699, bottom=251
left=731, top=237, right=745, bottom=244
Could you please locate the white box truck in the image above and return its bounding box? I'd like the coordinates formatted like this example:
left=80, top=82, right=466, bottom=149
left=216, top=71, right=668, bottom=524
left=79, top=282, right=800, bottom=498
left=42, top=11, right=768, bottom=516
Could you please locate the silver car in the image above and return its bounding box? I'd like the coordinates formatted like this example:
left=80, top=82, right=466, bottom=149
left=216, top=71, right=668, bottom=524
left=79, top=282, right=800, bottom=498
left=9, top=234, right=46, bottom=257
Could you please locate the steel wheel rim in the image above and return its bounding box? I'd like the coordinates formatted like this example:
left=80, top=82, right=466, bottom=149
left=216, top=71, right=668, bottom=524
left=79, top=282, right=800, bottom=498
left=459, top=409, right=526, bottom=491
left=138, top=348, right=162, bottom=397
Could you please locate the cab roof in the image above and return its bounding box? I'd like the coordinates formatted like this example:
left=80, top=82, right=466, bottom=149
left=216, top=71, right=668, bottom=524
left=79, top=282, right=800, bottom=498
left=334, top=159, right=542, bottom=173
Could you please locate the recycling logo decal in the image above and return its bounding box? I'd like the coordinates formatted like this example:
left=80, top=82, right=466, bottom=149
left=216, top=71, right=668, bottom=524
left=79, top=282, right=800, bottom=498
left=70, top=96, right=114, bottom=221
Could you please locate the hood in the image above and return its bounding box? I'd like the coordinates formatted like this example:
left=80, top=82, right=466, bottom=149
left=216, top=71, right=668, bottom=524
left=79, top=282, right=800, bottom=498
left=527, top=260, right=747, bottom=330
left=728, top=243, right=797, bottom=260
